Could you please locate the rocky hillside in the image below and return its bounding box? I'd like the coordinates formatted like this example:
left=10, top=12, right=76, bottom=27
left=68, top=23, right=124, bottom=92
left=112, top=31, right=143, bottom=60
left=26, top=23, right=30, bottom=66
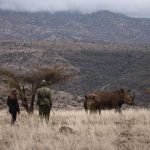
left=0, top=41, right=150, bottom=106
left=0, top=10, right=150, bottom=43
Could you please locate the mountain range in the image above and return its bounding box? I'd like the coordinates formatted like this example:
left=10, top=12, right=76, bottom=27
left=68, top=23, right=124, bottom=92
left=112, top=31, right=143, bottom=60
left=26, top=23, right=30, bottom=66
left=0, top=10, right=150, bottom=43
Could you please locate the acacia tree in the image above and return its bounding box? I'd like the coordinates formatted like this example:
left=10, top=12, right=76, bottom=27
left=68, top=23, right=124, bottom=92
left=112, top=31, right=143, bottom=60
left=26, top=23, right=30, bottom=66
left=0, top=67, right=76, bottom=113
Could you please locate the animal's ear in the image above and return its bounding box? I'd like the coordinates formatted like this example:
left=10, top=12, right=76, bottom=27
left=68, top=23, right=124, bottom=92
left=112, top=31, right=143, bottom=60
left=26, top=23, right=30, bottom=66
left=127, top=89, right=131, bottom=93
left=91, top=95, right=95, bottom=99
left=85, top=95, right=88, bottom=99
left=120, top=89, right=124, bottom=93
left=91, top=93, right=97, bottom=99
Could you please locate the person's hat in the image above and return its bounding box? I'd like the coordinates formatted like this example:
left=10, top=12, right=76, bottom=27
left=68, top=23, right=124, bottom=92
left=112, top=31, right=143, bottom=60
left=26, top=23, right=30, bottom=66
left=41, top=80, right=47, bottom=86
left=11, top=88, right=17, bottom=95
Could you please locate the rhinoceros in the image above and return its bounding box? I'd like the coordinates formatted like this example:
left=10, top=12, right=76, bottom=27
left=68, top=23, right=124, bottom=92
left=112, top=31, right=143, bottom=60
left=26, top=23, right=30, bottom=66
left=84, top=89, right=135, bottom=114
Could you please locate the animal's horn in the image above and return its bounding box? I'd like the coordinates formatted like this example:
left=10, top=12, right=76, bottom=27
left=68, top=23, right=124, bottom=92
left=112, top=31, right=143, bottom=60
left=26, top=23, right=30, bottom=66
left=85, top=95, right=88, bottom=99
left=120, top=89, right=124, bottom=92
left=127, top=89, right=131, bottom=93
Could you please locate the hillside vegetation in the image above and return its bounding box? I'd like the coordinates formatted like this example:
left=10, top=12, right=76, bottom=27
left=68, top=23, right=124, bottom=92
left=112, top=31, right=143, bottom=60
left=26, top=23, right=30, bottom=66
left=0, top=41, right=150, bottom=105
left=0, top=109, right=150, bottom=150
left=1, top=10, right=150, bottom=43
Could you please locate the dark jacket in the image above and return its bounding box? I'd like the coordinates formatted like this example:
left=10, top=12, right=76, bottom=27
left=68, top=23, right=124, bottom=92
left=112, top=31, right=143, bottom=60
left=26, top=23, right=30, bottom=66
left=7, top=95, right=20, bottom=113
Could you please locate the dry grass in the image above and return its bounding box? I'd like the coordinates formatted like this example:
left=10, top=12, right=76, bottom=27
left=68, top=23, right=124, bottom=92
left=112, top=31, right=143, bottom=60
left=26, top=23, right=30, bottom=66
left=0, top=109, right=150, bottom=150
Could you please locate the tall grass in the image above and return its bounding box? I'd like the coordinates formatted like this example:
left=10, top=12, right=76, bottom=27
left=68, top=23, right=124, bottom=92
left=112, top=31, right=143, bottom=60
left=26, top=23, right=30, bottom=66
left=0, top=109, right=150, bottom=150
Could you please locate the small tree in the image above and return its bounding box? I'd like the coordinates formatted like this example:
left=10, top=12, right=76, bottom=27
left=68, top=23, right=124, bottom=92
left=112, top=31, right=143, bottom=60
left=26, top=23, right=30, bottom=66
left=0, top=67, right=76, bottom=113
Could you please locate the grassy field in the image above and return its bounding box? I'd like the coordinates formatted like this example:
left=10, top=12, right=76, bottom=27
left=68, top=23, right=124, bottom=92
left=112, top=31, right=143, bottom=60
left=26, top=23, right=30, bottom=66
left=0, top=109, right=150, bottom=150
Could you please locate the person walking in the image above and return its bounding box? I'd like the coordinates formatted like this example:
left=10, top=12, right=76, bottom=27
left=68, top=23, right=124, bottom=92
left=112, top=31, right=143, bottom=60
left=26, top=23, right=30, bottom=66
left=37, top=80, right=52, bottom=122
left=7, top=89, right=20, bottom=125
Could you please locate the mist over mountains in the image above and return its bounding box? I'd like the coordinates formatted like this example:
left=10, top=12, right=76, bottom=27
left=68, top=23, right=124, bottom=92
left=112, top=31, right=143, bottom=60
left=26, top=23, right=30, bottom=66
left=1, top=0, right=150, bottom=17
left=0, top=10, right=150, bottom=43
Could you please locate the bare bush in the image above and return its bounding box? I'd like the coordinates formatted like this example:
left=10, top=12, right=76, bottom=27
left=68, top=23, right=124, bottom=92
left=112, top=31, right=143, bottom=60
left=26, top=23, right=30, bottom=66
left=0, top=67, right=76, bottom=113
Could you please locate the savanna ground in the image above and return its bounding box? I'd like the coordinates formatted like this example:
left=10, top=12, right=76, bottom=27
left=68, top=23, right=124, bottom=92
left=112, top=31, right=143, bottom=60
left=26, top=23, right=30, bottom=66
left=0, top=108, right=150, bottom=150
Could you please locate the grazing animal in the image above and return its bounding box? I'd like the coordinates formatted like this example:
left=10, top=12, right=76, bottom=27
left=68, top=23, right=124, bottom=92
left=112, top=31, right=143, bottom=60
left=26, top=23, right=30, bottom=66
left=84, top=89, right=135, bottom=114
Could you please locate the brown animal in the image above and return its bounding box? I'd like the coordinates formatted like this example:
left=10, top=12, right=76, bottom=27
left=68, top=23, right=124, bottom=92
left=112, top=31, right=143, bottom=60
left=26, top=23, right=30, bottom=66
left=84, top=89, right=135, bottom=114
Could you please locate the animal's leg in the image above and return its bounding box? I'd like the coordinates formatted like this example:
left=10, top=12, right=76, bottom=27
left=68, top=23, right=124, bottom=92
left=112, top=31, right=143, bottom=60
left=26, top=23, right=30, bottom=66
left=115, top=107, right=122, bottom=113
left=84, top=102, right=88, bottom=114
left=90, top=109, right=93, bottom=114
left=90, top=109, right=95, bottom=114
left=98, top=109, right=101, bottom=115
left=85, top=109, right=88, bottom=114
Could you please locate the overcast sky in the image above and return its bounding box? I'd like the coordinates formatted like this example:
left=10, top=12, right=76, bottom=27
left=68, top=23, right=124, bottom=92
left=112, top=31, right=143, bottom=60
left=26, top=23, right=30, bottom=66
left=0, top=0, right=150, bottom=18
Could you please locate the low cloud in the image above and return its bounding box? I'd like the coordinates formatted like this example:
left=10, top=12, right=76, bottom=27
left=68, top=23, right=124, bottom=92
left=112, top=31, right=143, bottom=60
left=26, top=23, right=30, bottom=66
left=0, top=0, right=150, bottom=18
